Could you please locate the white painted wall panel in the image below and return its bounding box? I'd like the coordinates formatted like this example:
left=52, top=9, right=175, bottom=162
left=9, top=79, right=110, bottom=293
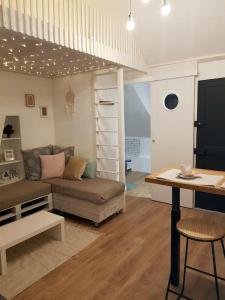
left=0, top=71, right=55, bottom=149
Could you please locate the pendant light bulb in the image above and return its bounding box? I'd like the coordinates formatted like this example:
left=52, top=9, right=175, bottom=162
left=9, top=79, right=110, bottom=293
left=126, top=12, right=135, bottom=31
left=142, top=0, right=150, bottom=3
left=161, top=0, right=171, bottom=16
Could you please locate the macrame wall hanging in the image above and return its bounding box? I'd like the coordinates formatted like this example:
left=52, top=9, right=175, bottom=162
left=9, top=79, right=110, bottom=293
left=65, top=87, right=75, bottom=117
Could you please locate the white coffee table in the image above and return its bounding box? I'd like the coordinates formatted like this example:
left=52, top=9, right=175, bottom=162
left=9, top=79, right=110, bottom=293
left=0, top=211, right=65, bottom=275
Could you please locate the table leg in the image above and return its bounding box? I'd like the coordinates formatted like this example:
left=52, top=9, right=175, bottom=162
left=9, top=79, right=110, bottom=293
left=170, top=187, right=181, bottom=286
left=46, top=222, right=65, bottom=242
left=0, top=249, right=7, bottom=275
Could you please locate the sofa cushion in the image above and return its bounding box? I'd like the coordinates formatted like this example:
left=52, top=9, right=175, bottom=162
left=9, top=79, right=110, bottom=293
left=52, top=146, right=74, bottom=165
left=63, top=156, right=87, bottom=181
left=0, top=180, right=51, bottom=211
left=40, top=152, right=65, bottom=179
left=22, top=145, right=53, bottom=180
left=43, top=178, right=125, bottom=204
left=83, top=161, right=97, bottom=179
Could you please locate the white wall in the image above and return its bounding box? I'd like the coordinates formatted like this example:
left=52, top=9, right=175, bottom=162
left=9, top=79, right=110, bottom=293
left=0, top=71, right=55, bottom=149
left=198, top=60, right=225, bottom=80
left=53, top=73, right=95, bottom=160
left=124, top=83, right=150, bottom=138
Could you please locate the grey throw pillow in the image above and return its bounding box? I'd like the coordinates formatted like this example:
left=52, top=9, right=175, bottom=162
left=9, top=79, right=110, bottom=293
left=22, top=145, right=53, bottom=180
left=52, top=146, right=75, bottom=165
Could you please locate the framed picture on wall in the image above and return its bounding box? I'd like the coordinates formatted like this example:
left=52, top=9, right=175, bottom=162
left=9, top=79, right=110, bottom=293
left=25, top=94, right=35, bottom=107
left=40, top=106, right=48, bottom=117
left=4, top=149, right=15, bottom=162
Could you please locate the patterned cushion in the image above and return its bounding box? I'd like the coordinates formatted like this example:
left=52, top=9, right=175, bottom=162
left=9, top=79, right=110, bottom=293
left=22, top=145, right=53, bottom=180
left=52, top=146, right=75, bottom=165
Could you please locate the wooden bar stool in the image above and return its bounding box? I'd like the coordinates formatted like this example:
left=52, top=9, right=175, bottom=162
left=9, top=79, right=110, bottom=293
left=166, top=218, right=225, bottom=300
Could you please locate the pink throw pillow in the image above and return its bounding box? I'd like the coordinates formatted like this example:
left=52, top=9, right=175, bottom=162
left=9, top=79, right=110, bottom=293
left=40, top=152, right=65, bottom=179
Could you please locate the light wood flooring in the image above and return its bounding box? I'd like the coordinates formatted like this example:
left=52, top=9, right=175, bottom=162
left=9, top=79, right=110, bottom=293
left=14, top=196, right=225, bottom=300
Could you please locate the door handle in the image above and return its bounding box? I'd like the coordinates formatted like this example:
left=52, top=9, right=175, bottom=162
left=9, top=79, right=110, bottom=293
left=194, top=121, right=205, bottom=128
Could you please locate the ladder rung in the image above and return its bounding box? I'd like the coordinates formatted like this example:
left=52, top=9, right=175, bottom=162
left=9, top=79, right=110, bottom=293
left=95, top=116, right=118, bottom=119
left=96, top=130, right=117, bottom=133
left=97, top=170, right=119, bottom=174
left=96, top=144, right=119, bottom=147
left=94, top=87, right=117, bottom=91
left=97, top=157, right=118, bottom=160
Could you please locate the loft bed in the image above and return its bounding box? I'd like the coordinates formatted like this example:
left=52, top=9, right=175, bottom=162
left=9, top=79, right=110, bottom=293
left=0, top=0, right=147, bottom=78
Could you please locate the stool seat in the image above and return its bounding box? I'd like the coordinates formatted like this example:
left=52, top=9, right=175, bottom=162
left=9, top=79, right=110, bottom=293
left=177, top=218, right=225, bottom=241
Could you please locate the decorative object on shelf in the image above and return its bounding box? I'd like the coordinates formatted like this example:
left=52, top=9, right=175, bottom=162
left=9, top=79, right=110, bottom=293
left=65, top=87, right=75, bottom=117
left=3, top=124, right=14, bottom=138
left=40, top=106, right=48, bottom=117
left=0, top=169, right=19, bottom=181
left=25, top=94, right=35, bottom=107
left=4, top=149, right=15, bottom=162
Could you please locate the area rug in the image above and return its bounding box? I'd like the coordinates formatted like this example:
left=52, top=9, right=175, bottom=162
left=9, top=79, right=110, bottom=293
left=0, top=220, right=102, bottom=299
left=126, top=181, right=152, bottom=198
left=126, top=182, right=138, bottom=190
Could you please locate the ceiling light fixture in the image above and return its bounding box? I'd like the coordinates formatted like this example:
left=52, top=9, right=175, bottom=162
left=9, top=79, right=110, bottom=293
left=126, top=0, right=135, bottom=31
left=142, top=0, right=150, bottom=3
left=161, top=0, right=171, bottom=16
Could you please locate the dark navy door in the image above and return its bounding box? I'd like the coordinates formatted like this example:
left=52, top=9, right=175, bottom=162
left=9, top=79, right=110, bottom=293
left=195, top=78, right=225, bottom=212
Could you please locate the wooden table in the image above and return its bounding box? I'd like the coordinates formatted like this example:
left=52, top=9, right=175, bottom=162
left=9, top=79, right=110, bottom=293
left=145, top=168, right=225, bottom=287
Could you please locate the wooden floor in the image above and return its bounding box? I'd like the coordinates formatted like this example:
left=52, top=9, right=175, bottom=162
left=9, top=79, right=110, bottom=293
left=14, top=196, right=225, bottom=300
left=126, top=171, right=147, bottom=184
left=126, top=172, right=152, bottom=198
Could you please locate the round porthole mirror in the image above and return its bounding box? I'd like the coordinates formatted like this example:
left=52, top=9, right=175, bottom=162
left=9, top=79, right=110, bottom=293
left=164, top=93, right=179, bottom=110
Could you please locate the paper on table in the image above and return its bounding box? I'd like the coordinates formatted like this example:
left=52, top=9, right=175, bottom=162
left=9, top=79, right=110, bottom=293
left=157, top=169, right=224, bottom=186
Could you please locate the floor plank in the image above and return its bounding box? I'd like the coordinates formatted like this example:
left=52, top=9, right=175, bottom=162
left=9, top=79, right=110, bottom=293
left=13, top=197, right=225, bottom=300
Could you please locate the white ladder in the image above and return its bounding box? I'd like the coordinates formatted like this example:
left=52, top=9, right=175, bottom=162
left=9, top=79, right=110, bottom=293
left=93, top=68, right=125, bottom=183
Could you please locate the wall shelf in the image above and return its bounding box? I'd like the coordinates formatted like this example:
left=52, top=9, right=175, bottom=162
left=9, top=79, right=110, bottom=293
left=0, top=160, right=21, bottom=166
left=0, top=178, right=21, bottom=187
left=0, top=116, right=24, bottom=186
left=1, top=137, right=21, bottom=141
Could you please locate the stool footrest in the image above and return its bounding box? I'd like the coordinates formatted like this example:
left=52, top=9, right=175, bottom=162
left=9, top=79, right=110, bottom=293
left=187, top=265, right=225, bottom=282
left=167, top=288, right=192, bottom=300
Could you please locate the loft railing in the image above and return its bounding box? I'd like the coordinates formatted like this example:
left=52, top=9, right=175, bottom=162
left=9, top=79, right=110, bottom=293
left=0, top=0, right=147, bottom=72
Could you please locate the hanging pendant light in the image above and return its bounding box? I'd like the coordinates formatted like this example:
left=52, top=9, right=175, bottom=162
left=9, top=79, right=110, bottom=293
left=142, top=0, right=150, bottom=3
left=161, top=0, right=171, bottom=16
left=126, top=0, right=135, bottom=31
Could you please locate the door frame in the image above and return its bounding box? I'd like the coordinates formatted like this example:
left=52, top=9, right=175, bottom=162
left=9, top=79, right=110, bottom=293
left=123, top=80, right=151, bottom=175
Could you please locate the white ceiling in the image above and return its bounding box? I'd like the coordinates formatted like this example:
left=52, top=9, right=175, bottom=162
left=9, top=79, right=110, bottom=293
left=85, top=0, right=225, bottom=66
